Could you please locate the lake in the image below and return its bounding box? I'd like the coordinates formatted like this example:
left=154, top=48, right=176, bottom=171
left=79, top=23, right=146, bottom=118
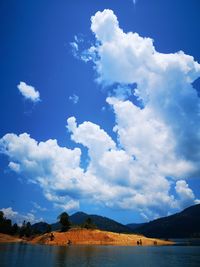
left=1, top=243, right=200, bottom=267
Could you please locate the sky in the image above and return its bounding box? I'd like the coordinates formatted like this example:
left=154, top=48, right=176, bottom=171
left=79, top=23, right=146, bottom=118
left=0, top=0, right=200, bottom=225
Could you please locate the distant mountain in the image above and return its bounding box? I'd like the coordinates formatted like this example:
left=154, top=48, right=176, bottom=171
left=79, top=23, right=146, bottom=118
left=126, top=223, right=145, bottom=230
left=52, top=212, right=133, bottom=233
left=31, top=222, right=49, bottom=234
left=51, top=222, right=61, bottom=231
left=71, top=212, right=133, bottom=233
left=70, top=212, right=88, bottom=225
left=133, top=204, right=200, bottom=238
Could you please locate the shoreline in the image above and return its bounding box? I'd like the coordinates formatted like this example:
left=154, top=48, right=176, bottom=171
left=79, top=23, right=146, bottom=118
left=30, top=229, right=174, bottom=246
left=0, top=230, right=174, bottom=246
left=0, top=233, right=23, bottom=243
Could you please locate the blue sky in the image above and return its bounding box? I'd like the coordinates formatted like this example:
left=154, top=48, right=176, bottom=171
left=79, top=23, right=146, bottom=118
left=0, top=0, right=200, bottom=225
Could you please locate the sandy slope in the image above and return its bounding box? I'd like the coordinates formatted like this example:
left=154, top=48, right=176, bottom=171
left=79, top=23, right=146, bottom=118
left=30, top=229, right=173, bottom=246
left=0, top=233, right=22, bottom=243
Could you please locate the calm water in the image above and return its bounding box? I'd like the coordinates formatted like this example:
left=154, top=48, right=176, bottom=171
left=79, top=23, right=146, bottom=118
left=0, top=243, right=200, bottom=267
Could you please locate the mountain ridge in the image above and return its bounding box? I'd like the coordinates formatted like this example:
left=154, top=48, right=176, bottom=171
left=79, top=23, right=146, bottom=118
left=51, top=211, right=133, bottom=233
left=133, top=204, right=200, bottom=238
left=32, top=204, right=200, bottom=237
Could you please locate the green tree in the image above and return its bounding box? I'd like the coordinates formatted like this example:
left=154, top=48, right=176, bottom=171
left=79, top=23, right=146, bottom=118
left=25, top=222, right=32, bottom=237
left=83, top=217, right=96, bottom=229
left=0, top=211, right=4, bottom=233
left=0, top=212, right=13, bottom=234
left=58, top=212, right=71, bottom=232
left=46, top=224, right=52, bottom=233
left=11, top=223, right=19, bottom=235
left=19, top=220, right=26, bottom=237
left=0, top=211, right=4, bottom=223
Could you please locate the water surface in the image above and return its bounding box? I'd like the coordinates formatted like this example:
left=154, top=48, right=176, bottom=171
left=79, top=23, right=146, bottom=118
left=1, top=243, right=200, bottom=267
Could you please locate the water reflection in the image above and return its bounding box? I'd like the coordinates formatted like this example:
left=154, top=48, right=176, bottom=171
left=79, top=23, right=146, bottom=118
left=55, top=246, right=68, bottom=267
left=55, top=245, right=101, bottom=267
left=1, top=243, right=200, bottom=267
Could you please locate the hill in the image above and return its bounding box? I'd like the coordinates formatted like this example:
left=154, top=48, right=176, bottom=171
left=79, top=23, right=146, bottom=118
left=133, top=204, right=200, bottom=238
left=30, top=228, right=173, bottom=246
left=126, top=223, right=145, bottom=230
left=51, top=212, right=132, bottom=233
left=31, top=222, right=49, bottom=234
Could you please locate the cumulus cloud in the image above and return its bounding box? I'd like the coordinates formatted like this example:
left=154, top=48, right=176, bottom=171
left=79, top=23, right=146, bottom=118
left=17, top=81, right=40, bottom=102
left=70, top=9, right=200, bottom=217
left=69, top=94, right=79, bottom=104
left=0, top=133, right=82, bottom=212
left=175, top=180, right=200, bottom=208
left=87, top=9, right=200, bottom=168
left=66, top=117, right=181, bottom=217
left=83, top=10, right=200, bottom=178
left=0, top=207, right=41, bottom=225
left=67, top=116, right=116, bottom=161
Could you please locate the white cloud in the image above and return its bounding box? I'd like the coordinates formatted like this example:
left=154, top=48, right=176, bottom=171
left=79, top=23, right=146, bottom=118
left=54, top=199, right=80, bottom=211
left=8, top=161, right=20, bottom=172
left=175, top=180, right=200, bottom=208
left=32, top=202, right=47, bottom=212
left=70, top=9, right=200, bottom=218
left=17, top=81, right=40, bottom=102
left=66, top=117, right=181, bottom=217
left=0, top=133, right=82, bottom=212
left=70, top=41, right=79, bottom=57
left=70, top=35, right=93, bottom=62
left=69, top=94, right=79, bottom=104
left=1, top=207, right=18, bottom=219
left=0, top=125, right=198, bottom=220
left=83, top=9, right=200, bottom=180
left=0, top=207, right=41, bottom=225
left=106, top=97, right=196, bottom=179
left=67, top=116, right=116, bottom=161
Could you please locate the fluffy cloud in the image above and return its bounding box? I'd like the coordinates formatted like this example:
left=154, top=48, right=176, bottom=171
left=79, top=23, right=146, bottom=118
left=17, top=81, right=40, bottom=102
left=67, top=116, right=116, bottom=161
left=106, top=97, right=196, bottom=179
left=0, top=133, right=83, bottom=212
left=87, top=10, right=200, bottom=180
left=85, top=10, right=200, bottom=178
left=0, top=128, right=198, bottom=220
left=175, top=180, right=200, bottom=208
left=0, top=207, right=41, bottom=225
left=89, top=10, right=200, bottom=86
left=73, top=9, right=200, bottom=217
left=66, top=117, right=188, bottom=217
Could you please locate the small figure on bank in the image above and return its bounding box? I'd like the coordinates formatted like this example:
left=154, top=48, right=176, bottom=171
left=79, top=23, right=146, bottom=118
left=67, top=239, right=72, bottom=245
left=50, top=232, right=54, bottom=241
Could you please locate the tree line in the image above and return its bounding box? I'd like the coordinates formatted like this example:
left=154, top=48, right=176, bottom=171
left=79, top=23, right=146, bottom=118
left=0, top=211, right=96, bottom=237
left=0, top=211, right=52, bottom=237
left=58, top=212, right=96, bottom=232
